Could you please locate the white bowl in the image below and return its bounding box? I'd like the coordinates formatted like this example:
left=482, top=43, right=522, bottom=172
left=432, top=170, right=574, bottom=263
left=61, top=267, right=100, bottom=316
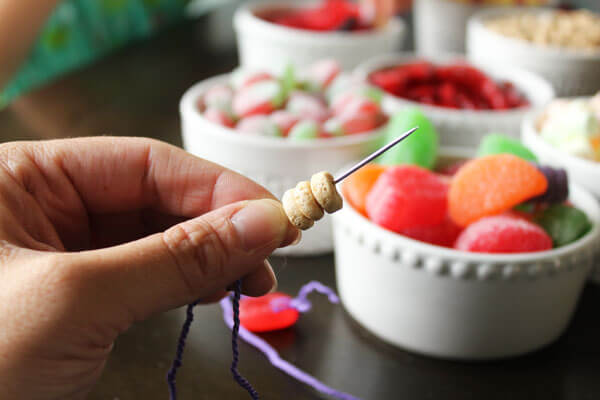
left=467, top=7, right=600, bottom=97
left=332, top=148, right=600, bottom=360
left=354, top=53, right=555, bottom=147
left=414, top=0, right=559, bottom=57
left=180, top=74, right=384, bottom=256
left=414, top=0, right=489, bottom=56
left=233, top=0, right=406, bottom=73
left=521, top=109, right=600, bottom=283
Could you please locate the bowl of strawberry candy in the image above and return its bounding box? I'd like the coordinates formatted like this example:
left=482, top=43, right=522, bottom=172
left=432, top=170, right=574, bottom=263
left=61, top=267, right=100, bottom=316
left=331, top=108, right=600, bottom=359
left=180, top=60, right=387, bottom=255
left=233, top=0, right=405, bottom=72
left=355, top=53, right=554, bottom=146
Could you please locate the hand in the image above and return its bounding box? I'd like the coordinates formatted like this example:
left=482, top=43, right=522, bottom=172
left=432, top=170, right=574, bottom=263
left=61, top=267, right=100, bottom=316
left=0, top=137, right=299, bottom=399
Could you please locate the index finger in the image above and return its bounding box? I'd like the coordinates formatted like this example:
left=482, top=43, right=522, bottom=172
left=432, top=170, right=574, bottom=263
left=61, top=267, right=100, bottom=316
left=24, top=136, right=277, bottom=217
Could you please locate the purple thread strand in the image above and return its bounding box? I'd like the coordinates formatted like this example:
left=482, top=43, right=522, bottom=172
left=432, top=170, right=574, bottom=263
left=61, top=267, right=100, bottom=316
left=230, top=279, right=260, bottom=399
left=220, top=282, right=360, bottom=400
left=167, top=300, right=200, bottom=400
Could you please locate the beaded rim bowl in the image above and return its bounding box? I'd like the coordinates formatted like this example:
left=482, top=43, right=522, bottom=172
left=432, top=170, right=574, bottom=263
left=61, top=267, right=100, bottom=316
left=332, top=147, right=600, bottom=360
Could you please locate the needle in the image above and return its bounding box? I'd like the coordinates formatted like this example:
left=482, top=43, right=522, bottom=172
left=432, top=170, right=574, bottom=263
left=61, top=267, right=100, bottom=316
left=334, top=126, right=418, bottom=184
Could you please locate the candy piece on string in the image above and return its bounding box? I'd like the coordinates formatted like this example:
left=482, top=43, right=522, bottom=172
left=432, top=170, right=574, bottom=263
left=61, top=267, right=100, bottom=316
left=454, top=215, right=553, bottom=253
left=532, top=165, right=569, bottom=204
left=377, top=108, right=438, bottom=169
left=220, top=281, right=361, bottom=400
left=535, top=204, right=592, bottom=247
left=477, top=133, right=538, bottom=162
left=366, top=165, right=449, bottom=233
left=239, top=293, right=299, bottom=333
left=449, top=154, right=548, bottom=227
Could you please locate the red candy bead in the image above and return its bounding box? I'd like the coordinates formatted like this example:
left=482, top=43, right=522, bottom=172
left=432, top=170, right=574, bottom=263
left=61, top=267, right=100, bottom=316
left=239, top=293, right=300, bottom=333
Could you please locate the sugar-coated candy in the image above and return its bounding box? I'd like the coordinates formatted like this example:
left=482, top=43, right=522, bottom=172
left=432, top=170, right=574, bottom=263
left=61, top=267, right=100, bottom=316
left=232, top=80, right=285, bottom=118
left=477, top=133, right=538, bottom=162
left=400, top=215, right=462, bottom=248
left=204, top=107, right=235, bottom=128
left=342, top=163, right=386, bottom=215
left=202, top=84, right=234, bottom=112
left=535, top=204, right=592, bottom=247
left=270, top=110, right=300, bottom=136
left=239, top=293, right=299, bottom=333
left=532, top=165, right=569, bottom=204
left=280, top=64, right=298, bottom=96
left=231, top=69, right=275, bottom=89
left=366, top=166, right=448, bottom=232
left=454, top=215, right=553, bottom=253
left=377, top=108, right=439, bottom=169
left=304, top=59, right=341, bottom=90
left=288, top=120, right=320, bottom=141
left=237, top=115, right=282, bottom=137
left=286, top=91, right=330, bottom=122
left=449, top=154, right=548, bottom=226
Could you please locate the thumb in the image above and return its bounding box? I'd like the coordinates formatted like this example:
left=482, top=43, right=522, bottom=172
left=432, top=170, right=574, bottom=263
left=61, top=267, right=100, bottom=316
left=65, top=199, right=298, bottom=321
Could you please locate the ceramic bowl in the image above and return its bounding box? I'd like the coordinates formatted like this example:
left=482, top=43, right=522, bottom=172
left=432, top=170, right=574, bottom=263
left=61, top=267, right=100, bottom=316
left=233, top=0, right=405, bottom=73
left=467, top=7, right=600, bottom=97
left=354, top=53, right=555, bottom=147
left=521, top=108, right=600, bottom=283
left=180, top=74, right=384, bottom=256
left=332, top=148, right=600, bottom=360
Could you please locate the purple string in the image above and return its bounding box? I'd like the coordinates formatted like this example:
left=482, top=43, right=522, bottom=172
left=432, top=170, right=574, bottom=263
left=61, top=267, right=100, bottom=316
left=220, top=281, right=361, bottom=400
left=230, top=279, right=260, bottom=399
left=167, top=300, right=200, bottom=400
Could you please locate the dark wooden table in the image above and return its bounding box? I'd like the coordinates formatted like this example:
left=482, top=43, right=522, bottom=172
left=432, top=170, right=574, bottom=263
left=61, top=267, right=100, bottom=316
left=1, top=15, right=600, bottom=400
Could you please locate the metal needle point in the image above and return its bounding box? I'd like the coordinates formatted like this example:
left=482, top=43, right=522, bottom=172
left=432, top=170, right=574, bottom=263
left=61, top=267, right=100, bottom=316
left=334, top=126, right=419, bottom=184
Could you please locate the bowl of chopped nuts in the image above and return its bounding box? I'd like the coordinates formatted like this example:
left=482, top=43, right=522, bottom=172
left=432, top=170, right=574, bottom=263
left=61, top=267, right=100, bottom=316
left=467, top=7, right=600, bottom=96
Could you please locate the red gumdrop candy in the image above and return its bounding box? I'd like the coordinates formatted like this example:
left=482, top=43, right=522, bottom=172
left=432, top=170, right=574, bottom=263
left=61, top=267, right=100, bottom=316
left=400, top=215, right=463, bottom=247
left=454, top=215, right=553, bottom=253
left=239, top=293, right=300, bottom=333
left=366, top=166, right=449, bottom=233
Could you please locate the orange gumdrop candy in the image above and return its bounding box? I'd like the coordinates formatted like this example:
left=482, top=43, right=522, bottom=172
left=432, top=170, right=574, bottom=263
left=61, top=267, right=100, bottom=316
left=342, top=163, right=386, bottom=215
left=449, top=154, right=548, bottom=227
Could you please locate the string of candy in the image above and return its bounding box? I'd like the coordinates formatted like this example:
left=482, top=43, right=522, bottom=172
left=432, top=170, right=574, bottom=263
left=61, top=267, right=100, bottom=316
left=220, top=281, right=362, bottom=400
left=230, top=279, right=261, bottom=399
left=166, top=299, right=201, bottom=400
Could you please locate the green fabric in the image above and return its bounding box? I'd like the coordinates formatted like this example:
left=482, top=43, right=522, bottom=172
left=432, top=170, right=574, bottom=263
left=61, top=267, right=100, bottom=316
left=1, top=0, right=190, bottom=107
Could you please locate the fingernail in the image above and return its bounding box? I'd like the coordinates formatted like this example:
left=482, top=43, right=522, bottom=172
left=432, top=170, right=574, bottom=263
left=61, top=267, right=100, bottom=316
left=292, top=230, right=302, bottom=245
left=264, top=259, right=278, bottom=293
left=232, top=199, right=288, bottom=252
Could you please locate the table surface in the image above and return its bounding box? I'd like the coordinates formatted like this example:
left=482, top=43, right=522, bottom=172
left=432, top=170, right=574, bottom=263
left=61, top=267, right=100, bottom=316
left=1, top=15, right=600, bottom=400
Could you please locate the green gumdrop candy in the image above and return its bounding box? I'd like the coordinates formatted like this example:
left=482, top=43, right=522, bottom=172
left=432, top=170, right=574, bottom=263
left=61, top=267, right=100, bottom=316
left=289, top=120, right=319, bottom=141
left=477, top=134, right=538, bottom=162
left=535, top=204, right=592, bottom=247
left=280, top=64, right=297, bottom=97
left=377, top=108, right=439, bottom=169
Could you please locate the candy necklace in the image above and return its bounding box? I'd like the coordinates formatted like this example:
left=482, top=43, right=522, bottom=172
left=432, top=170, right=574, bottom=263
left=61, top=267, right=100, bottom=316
left=167, top=127, right=418, bottom=399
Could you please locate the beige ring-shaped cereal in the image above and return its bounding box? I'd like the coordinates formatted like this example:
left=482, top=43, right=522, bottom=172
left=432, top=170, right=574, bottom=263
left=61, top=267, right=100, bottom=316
left=310, top=171, right=343, bottom=214
left=282, top=189, right=314, bottom=230
left=294, top=180, right=325, bottom=221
